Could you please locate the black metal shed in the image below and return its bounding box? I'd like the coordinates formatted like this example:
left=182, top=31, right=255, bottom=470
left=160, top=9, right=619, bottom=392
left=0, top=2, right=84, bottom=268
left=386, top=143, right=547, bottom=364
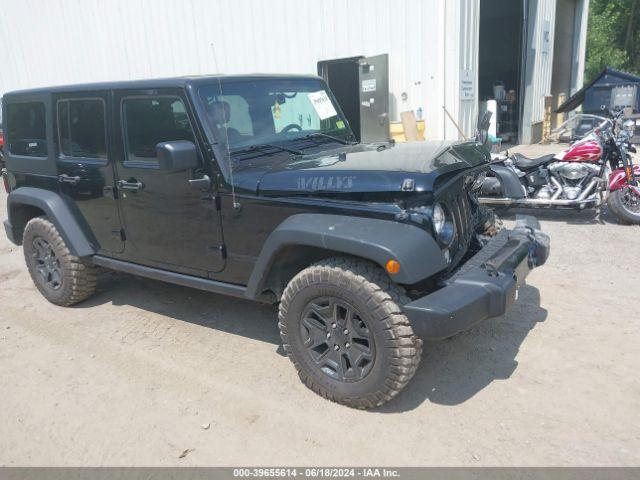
left=557, top=67, right=640, bottom=114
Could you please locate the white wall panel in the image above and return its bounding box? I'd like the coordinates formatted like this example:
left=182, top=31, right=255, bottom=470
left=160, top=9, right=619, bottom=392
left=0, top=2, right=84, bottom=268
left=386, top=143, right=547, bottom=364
left=571, top=0, right=589, bottom=95
left=0, top=0, right=480, bottom=140
left=458, top=0, right=481, bottom=139
left=441, top=0, right=480, bottom=140
left=521, top=0, right=557, bottom=143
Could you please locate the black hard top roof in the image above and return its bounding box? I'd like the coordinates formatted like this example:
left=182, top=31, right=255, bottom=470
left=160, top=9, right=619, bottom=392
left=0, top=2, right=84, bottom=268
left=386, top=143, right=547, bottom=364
left=3, top=73, right=323, bottom=99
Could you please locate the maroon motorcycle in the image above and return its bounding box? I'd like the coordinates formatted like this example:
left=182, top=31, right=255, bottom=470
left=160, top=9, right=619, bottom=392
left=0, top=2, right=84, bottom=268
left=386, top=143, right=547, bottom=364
left=478, top=110, right=640, bottom=224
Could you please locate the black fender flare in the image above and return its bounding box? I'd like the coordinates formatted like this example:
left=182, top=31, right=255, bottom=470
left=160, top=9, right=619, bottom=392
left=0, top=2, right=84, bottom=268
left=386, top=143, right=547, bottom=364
left=490, top=164, right=527, bottom=199
left=245, top=213, right=447, bottom=300
left=6, top=187, right=97, bottom=257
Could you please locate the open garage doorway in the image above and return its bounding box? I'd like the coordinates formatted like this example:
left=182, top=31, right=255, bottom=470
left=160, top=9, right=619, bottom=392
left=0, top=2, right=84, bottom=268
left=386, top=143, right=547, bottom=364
left=479, top=0, right=525, bottom=146
left=551, top=0, right=589, bottom=130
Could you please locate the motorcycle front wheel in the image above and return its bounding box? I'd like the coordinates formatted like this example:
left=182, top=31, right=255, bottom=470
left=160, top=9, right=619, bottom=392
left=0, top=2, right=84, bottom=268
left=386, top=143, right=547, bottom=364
left=607, top=187, right=640, bottom=224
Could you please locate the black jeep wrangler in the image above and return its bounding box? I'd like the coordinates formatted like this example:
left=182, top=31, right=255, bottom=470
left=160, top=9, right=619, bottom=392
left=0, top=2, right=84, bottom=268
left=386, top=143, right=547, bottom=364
left=1, top=75, right=549, bottom=408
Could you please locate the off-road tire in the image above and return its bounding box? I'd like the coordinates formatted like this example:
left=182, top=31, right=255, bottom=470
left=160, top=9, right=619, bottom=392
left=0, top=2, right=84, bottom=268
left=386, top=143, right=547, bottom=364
left=607, top=189, right=640, bottom=225
left=22, top=217, right=97, bottom=306
left=278, top=257, right=422, bottom=409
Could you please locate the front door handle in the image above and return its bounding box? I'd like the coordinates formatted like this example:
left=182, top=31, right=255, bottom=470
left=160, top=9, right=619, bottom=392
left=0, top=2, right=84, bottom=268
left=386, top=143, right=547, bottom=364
left=58, top=174, right=80, bottom=185
left=117, top=179, right=144, bottom=191
left=188, top=174, right=212, bottom=191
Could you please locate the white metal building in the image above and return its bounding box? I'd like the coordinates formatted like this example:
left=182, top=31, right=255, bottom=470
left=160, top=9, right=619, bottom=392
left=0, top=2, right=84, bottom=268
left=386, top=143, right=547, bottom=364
left=0, top=0, right=588, bottom=144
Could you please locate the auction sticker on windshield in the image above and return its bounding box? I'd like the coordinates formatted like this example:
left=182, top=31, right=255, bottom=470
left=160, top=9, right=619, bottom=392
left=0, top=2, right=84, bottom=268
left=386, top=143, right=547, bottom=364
left=307, top=91, right=338, bottom=120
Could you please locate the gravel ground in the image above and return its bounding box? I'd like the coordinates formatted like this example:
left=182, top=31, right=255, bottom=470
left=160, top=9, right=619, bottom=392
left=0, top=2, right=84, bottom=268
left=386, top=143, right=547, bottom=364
left=1, top=188, right=639, bottom=466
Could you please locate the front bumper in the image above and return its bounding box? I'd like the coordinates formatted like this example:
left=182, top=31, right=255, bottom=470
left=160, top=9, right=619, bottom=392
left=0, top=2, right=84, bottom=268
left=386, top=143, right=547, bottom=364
left=404, top=215, right=550, bottom=339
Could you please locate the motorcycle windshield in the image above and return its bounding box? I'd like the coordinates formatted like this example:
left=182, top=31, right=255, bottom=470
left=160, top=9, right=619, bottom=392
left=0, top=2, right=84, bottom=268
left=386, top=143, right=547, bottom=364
left=551, top=114, right=612, bottom=143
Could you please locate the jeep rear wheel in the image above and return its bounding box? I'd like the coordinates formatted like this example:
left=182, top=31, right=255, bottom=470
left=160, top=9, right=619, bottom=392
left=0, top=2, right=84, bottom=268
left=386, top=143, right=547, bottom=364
left=23, top=217, right=97, bottom=306
left=278, top=257, right=422, bottom=409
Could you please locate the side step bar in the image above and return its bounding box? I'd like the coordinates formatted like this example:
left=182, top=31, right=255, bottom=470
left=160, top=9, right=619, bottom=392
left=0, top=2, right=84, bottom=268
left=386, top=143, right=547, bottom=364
left=92, top=256, right=247, bottom=299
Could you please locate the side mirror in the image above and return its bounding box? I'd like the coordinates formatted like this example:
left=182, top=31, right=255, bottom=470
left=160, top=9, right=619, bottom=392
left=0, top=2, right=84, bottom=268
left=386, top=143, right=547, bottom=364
left=156, top=141, right=198, bottom=172
left=478, top=110, right=492, bottom=132
left=476, top=111, right=492, bottom=145
left=476, top=129, right=488, bottom=146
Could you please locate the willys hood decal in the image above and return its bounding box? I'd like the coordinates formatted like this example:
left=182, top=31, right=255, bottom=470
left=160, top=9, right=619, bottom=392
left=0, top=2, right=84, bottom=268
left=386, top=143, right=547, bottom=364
left=231, top=140, right=490, bottom=195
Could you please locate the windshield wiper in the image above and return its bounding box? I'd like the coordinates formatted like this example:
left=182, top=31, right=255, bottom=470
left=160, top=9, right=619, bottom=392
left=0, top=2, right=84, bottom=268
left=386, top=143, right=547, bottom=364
left=299, top=132, right=356, bottom=145
left=230, top=143, right=303, bottom=157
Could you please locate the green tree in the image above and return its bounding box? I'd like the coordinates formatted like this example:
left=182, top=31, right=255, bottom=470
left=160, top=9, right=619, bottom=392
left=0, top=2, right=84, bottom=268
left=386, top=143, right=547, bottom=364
left=586, top=0, right=640, bottom=82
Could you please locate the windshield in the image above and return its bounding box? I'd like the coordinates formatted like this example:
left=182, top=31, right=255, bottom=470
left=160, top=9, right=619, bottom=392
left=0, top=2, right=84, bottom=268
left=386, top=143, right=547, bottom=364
left=198, top=78, right=353, bottom=153
left=550, top=114, right=613, bottom=143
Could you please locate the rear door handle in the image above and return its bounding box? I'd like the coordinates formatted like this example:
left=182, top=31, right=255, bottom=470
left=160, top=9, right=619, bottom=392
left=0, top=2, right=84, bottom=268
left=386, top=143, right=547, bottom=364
left=58, top=174, right=80, bottom=185
left=117, top=179, right=144, bottom=191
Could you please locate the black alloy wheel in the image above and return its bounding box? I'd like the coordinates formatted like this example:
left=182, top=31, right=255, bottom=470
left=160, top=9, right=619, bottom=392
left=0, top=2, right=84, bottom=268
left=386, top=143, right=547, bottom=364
left=300, top=297, right=375, bottom=382
left=278, top=257, right=423, bottom=409
left=31, top=236, right=63, bottom=290
left=22, top=217, right=97, bottom=306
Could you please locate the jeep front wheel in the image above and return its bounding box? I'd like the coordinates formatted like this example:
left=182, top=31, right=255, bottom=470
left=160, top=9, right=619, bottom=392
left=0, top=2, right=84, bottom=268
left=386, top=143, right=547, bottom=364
left=22, top=217, right=97, bottom=306
left=278, top=257, right=422, bottom=409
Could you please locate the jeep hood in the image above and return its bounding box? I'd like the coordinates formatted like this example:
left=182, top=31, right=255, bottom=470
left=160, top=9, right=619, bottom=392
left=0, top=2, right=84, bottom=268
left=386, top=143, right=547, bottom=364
left=231, top=140, right=490, bottom=195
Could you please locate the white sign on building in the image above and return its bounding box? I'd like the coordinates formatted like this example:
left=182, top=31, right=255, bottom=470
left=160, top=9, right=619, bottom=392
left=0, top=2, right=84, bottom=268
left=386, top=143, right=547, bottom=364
left=460, top=70, right=475, bottom=101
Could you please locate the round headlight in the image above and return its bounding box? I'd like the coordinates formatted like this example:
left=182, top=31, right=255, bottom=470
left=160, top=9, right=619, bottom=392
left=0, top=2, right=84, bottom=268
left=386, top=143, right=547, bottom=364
left=432, top=203, right=446, bottom=235
left=624, top=119, right=636, bottom=135
left=432, top=203, right=456, bottom=246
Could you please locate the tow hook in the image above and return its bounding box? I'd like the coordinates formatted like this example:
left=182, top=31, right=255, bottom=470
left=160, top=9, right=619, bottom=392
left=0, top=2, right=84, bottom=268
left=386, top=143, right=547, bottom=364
left=482, top=262, right=500, bottom=277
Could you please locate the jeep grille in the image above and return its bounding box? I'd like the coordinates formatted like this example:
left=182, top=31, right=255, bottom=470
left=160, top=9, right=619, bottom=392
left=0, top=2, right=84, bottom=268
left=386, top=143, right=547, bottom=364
left=450, top=191, right=474, bottom=263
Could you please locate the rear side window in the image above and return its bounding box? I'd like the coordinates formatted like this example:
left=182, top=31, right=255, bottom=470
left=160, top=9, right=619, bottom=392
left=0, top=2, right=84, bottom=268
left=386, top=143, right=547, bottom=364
left=122, top=97, right=196, bottom=164
left=58, top=99, right=107, bottom=159
left=7, top=102, right=47, bottom=157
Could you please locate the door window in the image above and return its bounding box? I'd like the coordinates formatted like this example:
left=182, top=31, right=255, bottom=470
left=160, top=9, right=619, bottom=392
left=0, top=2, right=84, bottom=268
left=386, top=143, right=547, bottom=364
left=122, top=97, right=196, bottom=165
left=57, top=99, right=107, bottom=159
left=7, top=102, right=47, bottom=157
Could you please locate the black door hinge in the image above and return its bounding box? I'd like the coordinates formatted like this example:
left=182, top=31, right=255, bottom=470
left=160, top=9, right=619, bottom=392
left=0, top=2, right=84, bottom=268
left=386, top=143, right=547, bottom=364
left=119, top=229, right=126, bottom=241
left=103, top=186, right=117, bottom=199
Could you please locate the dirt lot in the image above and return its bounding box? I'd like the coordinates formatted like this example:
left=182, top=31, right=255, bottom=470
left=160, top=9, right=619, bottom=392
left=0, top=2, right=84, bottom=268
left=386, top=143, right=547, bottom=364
left=1, top=188, right=639, bottom=466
